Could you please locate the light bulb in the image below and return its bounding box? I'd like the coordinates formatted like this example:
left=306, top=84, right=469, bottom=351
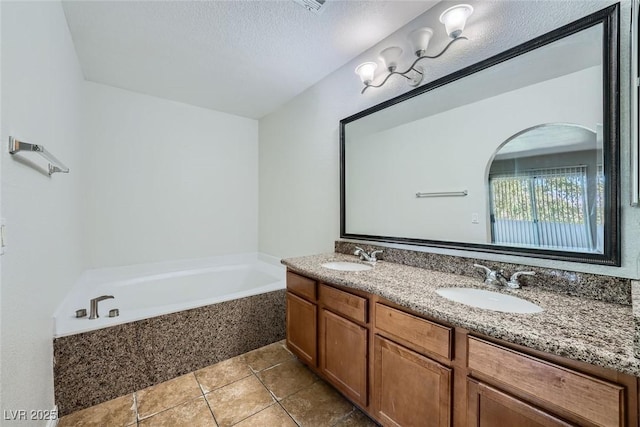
left=439, top=4, right=473, bottom=39
left=408, top=27, right=434, bottom=57
left=379, top=46, right=403, bottom=72
left=355, top=62, right=378, bottom=85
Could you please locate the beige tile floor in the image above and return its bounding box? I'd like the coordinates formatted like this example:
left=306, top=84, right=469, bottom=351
left=58, top=340, right=378, bottom=427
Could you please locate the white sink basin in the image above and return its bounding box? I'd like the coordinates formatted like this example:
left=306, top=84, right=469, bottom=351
left=321, top=262, right=373, bottom=272
left=435, top=288, right=543, bottom=314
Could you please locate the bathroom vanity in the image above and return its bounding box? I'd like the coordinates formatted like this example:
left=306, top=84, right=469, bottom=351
left=282, top=252, right=640, bottom=427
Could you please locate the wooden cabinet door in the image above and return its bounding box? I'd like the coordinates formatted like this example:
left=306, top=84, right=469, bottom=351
left=373, top=335, right=451, bottom=427
left=467, top=379, right=576, bottom=427
left=286, top=291, right=317, bottom=366
left=319, top=308, right=368, bottom=406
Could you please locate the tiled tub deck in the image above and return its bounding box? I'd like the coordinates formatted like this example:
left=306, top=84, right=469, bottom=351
left=54, top=290, right=286, bottom=416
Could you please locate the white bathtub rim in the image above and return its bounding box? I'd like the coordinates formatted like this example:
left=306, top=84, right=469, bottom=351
left=53, top=252, right=285, bottom=338
left=53, top=252, right=282, bottom=317
left=54, top=280, right=285, bottom=338
left=108, top=263, right=267, bottom=288
left=81, top=252, right=278, bottom=287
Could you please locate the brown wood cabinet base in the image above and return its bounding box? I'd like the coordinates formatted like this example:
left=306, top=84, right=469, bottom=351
left=319, top=308, right=368, bottom=406
left=285, top=270, right=639, bottom=427
left=286, top=291, right=317, bottom=367
left=373, top=335, right=451, bottom=427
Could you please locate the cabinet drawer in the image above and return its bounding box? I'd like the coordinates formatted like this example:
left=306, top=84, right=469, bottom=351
left=287, top=272, right=316, bottom=301
left=375, top=303, right=452, bottom=360
left=319, top=284, right=367, bottom=323
left=467, top=337, right=624, bottom=427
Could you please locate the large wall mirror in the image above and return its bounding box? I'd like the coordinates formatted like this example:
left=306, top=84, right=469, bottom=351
left=340, top=5, right=620, bottom=266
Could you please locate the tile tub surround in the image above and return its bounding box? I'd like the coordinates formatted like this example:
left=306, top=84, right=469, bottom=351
left=335, top=241, right=632, bottom=305
left=282, top=253, right=640, bottom=377
left=57, top=341, right=376, bottom=427
left=54, top=290, right=286, bottom=417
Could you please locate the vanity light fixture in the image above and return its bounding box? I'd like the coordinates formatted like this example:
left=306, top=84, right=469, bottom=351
left=439, top=4, right=474, bottom=39
left=355, top=3, right=473, bottom=94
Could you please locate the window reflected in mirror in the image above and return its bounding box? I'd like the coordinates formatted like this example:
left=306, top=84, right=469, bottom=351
left=488, top=124, right=603, bottom=253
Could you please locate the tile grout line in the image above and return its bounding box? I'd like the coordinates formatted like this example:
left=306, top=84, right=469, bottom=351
left=196, top=353, right=285, bottom=427
left=198, top=373, right=255, bottom=395
left=136, top=373, right=206, bottom=423
left=136, top=394, right=205, bottom=424
left=132, top=392, right=139, bottom=425
left=201, top=392, right=220, bottom=426
left=276, top=399, right=302, bottom=427
left=250, top=362, right=302, bottom=427
left=193, top=371, right=221, bottom=426
left=218, top=371, right=276, bottom=427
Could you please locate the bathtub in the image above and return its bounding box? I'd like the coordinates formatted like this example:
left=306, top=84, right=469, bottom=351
left=53, top=252, right=286, bottom=337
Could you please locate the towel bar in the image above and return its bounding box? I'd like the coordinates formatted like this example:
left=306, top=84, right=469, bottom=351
left=416, top=190, right=468, bottom=198
left=9, top=136, right=69, bottom=175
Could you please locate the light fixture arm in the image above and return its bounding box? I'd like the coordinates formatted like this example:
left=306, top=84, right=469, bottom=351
left=361, top=36, right=467, bottom=94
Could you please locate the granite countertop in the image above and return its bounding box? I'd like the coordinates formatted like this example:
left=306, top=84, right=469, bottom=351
left=282, top=253, right=640, bottom=377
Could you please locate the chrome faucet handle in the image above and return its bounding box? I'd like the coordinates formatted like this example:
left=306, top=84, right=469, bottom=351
left=89, top=295, right=114, bottom=319
left=354, top=247, right=372, bottom=262
left=370, top=250, right=383, bottom=262
left=474, top=264, right=491, bottom=275
left=506, top=271, right=536, bottom=289
left=474, top=264, right=506, bottom=287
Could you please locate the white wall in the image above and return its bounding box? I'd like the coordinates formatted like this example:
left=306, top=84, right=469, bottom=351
left=82, top=82, right=259, bottom=268
left=0, top=3, right=261, bottom=421
left=259, top=0, right=640, bottom=278
left=1, top=1, right=85, bottom=423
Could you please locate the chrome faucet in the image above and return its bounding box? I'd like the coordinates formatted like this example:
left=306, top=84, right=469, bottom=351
left=354, top=247, right=383, bottom=263
left=474, top=264, right=536, bottom=289
left=474, top=264, right=507, bottom=287
left=89, top=295, right=114, bottom=319
left=506, top=271, right=536, bottom=289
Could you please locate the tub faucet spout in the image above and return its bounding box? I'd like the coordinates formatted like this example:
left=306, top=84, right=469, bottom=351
left=89, top=295, right=114, bottom=319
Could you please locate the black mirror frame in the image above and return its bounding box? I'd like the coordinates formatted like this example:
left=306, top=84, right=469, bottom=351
left=340, top=4, right=620, bottom=266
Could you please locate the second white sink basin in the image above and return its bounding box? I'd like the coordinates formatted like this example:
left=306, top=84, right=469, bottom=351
left=436, top=288, right=543, bottom=314
left=321, top=262, right=373, bottom=272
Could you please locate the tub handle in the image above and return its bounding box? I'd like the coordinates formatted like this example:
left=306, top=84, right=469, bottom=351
left=89, top=295, right=114, bottom=319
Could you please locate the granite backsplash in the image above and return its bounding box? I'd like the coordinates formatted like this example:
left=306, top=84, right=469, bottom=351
left=335, top=241, right=632, bottom=305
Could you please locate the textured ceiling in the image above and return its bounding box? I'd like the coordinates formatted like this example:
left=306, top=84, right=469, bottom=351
left=62, top=0, right=438, bottom=119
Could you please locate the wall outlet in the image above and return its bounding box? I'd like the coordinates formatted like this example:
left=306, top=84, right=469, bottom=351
left=471, top=213, right=479, bottom=224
